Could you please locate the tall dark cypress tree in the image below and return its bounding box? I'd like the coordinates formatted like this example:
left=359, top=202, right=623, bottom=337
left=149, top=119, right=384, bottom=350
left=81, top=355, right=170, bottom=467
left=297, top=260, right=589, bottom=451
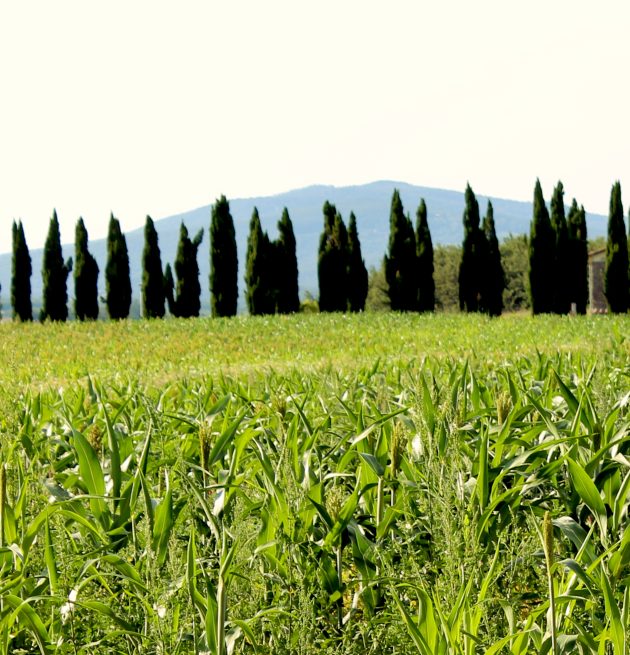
left=385, top=190, right=417, bottom=311
left=329, top=212, right=350, bottom=311
left=40, top=210, right=72, bottom=322
left=550, top=181, right=570, bottom=314
left=347, top=212, right=368, bottom=312
left=173, top=223, right=204, bottom=318
left=142, top=216, right=165, bottom=319
left=210, top=195, right=238, bottom=317
left=277, top=208, right=300, bottom=314
left=415, top=199, right=435, bottom=312
left=481, top=201, right=504, bottom=316
left=318, top=201, right=338, bottom=312
left=567, top=199, right=588, bottom=314
left=245, top=208, right=273, bottom=315
left=11, top=221, right=32, bottom=322
left=458, top=184, right=485, bottom=312
left=529, top=180, right=555, bottom=314
left=74, top=218, right=99, bottom=320
left=105, top=214, right=132, bottom=320
left=604, top=181, right=629, bottom=313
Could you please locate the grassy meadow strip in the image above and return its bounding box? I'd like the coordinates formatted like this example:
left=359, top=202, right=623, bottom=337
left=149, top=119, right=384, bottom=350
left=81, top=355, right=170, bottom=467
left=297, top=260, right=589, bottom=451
left=0, top=314, right=628, bottom=653
left=0, top=312, right=627, bottom=389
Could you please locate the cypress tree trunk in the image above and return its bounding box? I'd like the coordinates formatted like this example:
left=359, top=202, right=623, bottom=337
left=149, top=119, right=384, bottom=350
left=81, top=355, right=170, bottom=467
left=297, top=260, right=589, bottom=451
left=11, top=221, right=32, bottom=322
left=277, top=208, right=300, bottom=314
left=604, top=181, right=629, bottom=313
left=567, top=199, right=588, bottom=314
left=481, top=201, right=504, bottom=317
left=210, top=196, right=238, bottom=318
left=385, top=190, right=417, bottom=311
left=415, top=199, right=435, bottom=312
left=529, top=180, right=555, bottom=314
left=74, top=218, right=99, bottom=321
left=142, top=216, right=165, bottom=319
left=105, top=214, right=132, bottom=320
left=41, top=210, right=72, bottom=322
left=347, top=212, right=368, bottom=312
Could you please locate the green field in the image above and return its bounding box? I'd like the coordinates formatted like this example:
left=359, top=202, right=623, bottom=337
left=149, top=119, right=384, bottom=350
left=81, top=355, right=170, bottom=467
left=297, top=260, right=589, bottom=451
left=0, top=313, right=629, bottom=654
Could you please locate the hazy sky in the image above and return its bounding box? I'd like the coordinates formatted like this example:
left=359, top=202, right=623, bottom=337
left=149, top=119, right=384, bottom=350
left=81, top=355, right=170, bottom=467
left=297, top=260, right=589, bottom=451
left=1, top=1, right=629, bottom=249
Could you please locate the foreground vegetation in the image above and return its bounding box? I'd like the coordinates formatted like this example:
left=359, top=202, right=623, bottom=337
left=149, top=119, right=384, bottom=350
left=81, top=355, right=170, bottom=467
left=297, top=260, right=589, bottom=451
left=0, top=313, right=629, bottom=654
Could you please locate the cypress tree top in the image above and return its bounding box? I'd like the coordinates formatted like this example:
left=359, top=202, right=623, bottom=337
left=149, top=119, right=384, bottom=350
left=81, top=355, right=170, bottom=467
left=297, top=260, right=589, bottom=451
left=277, top=208, right=300, bottom=314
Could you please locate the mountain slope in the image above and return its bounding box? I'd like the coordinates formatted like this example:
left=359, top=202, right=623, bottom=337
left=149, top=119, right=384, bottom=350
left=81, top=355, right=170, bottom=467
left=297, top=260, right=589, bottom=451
left=0, top=180, right=607, bottom=315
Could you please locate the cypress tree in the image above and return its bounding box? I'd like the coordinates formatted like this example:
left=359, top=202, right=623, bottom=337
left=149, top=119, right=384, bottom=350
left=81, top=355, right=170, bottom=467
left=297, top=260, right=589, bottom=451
left=105, top=214, right=132, bottom=320
left=142, top=216, right=165, bottom=319
left=604, top=181, right=629, bottom=313
left=277, top=208, right=300, bottom=314
left=11, top=220, right=32, bottom=321
left=210, top=195, right=238, bottom=317
left=163, top=264, right=175, bottom=316
left=347, top=212, right=368, bottom=312
left=317, top=201, right=338, bottom=312
left=40, top=210, right=72, bottom=322
left=415, top=199, right=435, bottom=312
left=481, top=201, right=505, bottom=316
left=329, top=212, right=350, bottom=311
left=74, top=218, right=99, bottom=321
left=529, top=180, right=555, bottom=314
left=458, top=184, right=485, bottom=312
left=550, top=181, right=570, bottom=314
left=384, top=189, right=417, bottom=311
left=567, top=199, right=588, bottom=314
left=173, top=223, right=204, bottom=318
left=245, top=209, right=275, bottom=315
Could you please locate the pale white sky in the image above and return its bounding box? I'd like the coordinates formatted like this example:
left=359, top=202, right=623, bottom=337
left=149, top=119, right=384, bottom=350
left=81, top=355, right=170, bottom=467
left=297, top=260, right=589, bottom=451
left=1, top=1, right=629, bottom=250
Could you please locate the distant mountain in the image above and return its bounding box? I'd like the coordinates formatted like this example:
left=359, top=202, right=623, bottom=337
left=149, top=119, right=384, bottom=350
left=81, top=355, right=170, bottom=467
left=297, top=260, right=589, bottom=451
left=0, top=180, right=607, bottom=315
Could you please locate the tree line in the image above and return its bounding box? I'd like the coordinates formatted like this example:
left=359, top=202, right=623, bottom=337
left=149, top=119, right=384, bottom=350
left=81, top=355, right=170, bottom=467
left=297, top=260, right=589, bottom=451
left=7, top=180, right=630, bottom=321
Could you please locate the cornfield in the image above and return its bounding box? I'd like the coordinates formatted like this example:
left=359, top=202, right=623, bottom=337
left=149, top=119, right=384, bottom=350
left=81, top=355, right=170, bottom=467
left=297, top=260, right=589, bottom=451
left=0, top=313, right=628, bottom=654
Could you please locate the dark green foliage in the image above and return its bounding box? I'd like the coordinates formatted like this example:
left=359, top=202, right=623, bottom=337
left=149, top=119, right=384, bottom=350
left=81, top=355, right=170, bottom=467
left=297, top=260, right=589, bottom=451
left=604, top=181, right=629, bottom=313
left=384, top=190, right=417, bottom=311
left=210, top=195, right=238, bottom=318
left=105, top=214, right=132, bottom=320
left=415, top=199, right=435, bottom=312
left=528, top=180, right=555, bottom=314
left=163, top=263, right=175, bottom=315
left=172, top=223, right=204, bottom=318
left=276, top=208, right=300, bottom=314
left=245, top=208, right=274, bottom=315
left=347, top=212, right=368, bottom=312
left=74, top=218, right=99, bottom=321
left=481, top=201, right=504, bottom=316
left=458, top=184, right=485, bottom=312
left=142, top=216, right=165, bottom=319
left=40, top=210, right=72, bottom=322
left=11, top=221, right=32, bottom=322
left=550, top=181, right=570, bottom=314
left=567, top=200, right=588, bottom=314
left=317, top=201, right=339, bottom=312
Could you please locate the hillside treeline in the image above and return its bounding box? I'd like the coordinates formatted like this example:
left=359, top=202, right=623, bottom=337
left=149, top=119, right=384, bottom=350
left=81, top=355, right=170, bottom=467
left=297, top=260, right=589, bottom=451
left=8, top=180, right=630, bottom=321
